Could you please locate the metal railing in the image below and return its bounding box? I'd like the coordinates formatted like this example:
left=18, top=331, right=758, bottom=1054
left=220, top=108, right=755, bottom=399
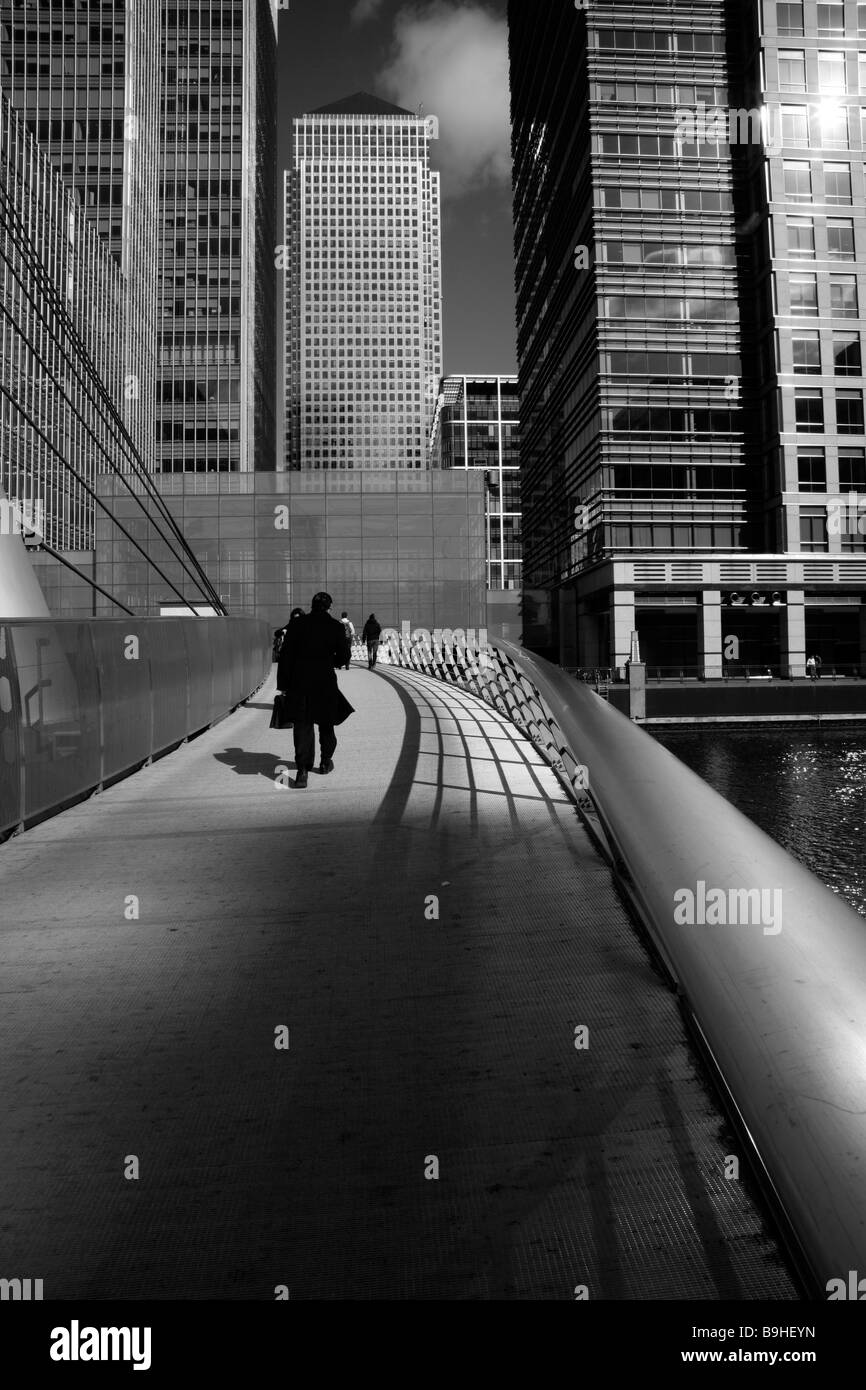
left=383, top=632, right=866, bottom=1298
left=0, top=617, right=270, bottom=839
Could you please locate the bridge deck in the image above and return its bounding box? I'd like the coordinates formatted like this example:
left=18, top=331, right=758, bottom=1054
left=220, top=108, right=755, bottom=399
left=0, top=663, right=796, bottom=1299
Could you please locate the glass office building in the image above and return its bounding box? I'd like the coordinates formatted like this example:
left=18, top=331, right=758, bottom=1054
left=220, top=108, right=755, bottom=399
left=157, top=0, right=277, bottom=475
left=430, top=375, right=521, bottom=592
left=508, top=0, right=866, bottom=675
left=284, top=92, right=443, bottom=470
left=1, top=0, right=161, bottom=479
left=0, top=91, right=124, bottom=552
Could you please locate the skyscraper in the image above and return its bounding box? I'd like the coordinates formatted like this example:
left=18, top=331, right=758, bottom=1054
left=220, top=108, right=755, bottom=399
left=508, top=0, right=866, bottom=676
left=0, top=91, right=124, bottom=554
left=430, top=375, right=521, bottom=591
left=284, top=92, right=443, bottom=470
left=1, top=0, right=162, bottom=476
left=157, top=0, right=277, bottom=475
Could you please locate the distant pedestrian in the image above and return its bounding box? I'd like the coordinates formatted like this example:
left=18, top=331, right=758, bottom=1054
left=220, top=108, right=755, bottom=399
left=339, top=611, right=355, bottom=669
left=362, top=613, right=382, bottom=669
left=806, top=654, right=818, bottom=681
left=276, top=592, right=353, bottom=788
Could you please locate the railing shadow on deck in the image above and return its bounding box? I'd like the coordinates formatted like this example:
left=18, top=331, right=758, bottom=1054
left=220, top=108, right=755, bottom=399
left=382, top=631, right=866, bottom=1302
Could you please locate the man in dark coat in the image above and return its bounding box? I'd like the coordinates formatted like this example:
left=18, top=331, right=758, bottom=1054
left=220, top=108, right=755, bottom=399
left=276, top=591, right=352, bottom=787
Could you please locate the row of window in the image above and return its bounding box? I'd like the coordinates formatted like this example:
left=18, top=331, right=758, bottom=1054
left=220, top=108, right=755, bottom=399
left=775, top=3, right=866, bottom=37
left=784, top=216, right=856, bottom=258
left=795, top=447, right=866, bottom=492
left=785, top=273, right=858, bottom=316
left=163, top=67, right=243, bottom=84
left=166, top=299, right=240, bottom=316
left=602, top=296, right=738, bottom=321
left=599, top=186, right=732, bottom=213
left=606, top=350, right=741, bottom=378
left=156, top=380, right=239, bottom=403
left=607, top=407, right=738, bottom=433
left=599, top=242, right=735, bottom=268
left=157, top=425, right=239, bottom=441
left=762, top=103, right=866, bottom=150
left=600, top=133, right=718, bottom=159
left=598, top=81, right=727, bottom=107
left=162, top=179, right=241, bottom=198
left=778, top=49, right=866, bottom=92
left=780, top=159, right=855, bottom=202
left=796, top=447, right=866, bottom=491
left=596, top=29, right=725, bottom=54
left=790, top=333, right=862, bottom=374
left=611, top=465, right=741, bottom=493
left=792, top=389, right=865, bottom=432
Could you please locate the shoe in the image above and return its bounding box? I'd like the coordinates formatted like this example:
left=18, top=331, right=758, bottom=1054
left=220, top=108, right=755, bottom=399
left=319, top=758, right=334, bottom=775
left=294, top=770, right=308, bottom=788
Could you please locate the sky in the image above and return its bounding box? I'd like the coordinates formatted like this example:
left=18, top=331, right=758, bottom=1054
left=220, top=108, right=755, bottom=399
left=276, top=0, right=518, bottom=376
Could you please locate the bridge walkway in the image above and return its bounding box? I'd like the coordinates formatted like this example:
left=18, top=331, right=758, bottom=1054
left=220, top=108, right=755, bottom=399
left=0, top=662, right=796, bottom=1299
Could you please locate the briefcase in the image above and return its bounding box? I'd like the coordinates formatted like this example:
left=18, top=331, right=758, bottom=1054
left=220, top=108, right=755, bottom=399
left=269, top=693, right=293, bottom=730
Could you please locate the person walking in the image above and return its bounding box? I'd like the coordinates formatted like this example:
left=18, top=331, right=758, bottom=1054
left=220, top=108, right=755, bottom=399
left=339, top=611, right=355, bottom=669
left=806, top=654, right=817, bottom=681
left=276, top=592, right=353, bottom=787
left=272, top=607, right=304, bottom=662
left=362, top=613, right=382, bottom=669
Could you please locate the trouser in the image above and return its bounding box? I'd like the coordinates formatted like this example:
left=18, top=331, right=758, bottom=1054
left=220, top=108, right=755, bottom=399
left=293, top=721, right=337, bottom=770
left=367, top=639, right=380, bottom=668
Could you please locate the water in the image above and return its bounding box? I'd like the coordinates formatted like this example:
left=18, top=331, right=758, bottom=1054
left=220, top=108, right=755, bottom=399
left=651, top=727, right=866, bottom=917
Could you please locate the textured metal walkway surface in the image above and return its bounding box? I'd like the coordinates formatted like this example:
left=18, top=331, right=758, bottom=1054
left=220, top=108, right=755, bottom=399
left=0, top=663, right=797, bottom=1300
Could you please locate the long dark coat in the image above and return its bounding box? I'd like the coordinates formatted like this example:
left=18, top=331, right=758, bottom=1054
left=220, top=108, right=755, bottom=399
left=276, top=611, right=352, bottom=725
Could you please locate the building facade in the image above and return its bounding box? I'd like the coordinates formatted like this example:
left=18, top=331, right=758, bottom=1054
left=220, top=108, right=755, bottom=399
left=157, top=0, right=277, bottom=476
left=508, top=0, right=866, bottom=676
left=0, top=91, right=124, bottom=552
left=1, top=0, right=161, bottom=477
left=429, top=375, right=521, bottom=631
left=284, top=92, right=442, bottom=470
left=93, top=468, right=486, bottom=631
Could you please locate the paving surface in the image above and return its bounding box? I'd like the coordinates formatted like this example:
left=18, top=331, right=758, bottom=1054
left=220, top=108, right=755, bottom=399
left=0, top=662, right=798, bottom=1300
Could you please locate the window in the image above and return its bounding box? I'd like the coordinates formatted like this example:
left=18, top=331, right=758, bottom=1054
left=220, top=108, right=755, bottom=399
left=831, top=275, right=859, bottom=317
left=788, top=217, right=815, bottom=256
left=817, top=4, right=845, bottom=37
left=783, top=160, right=812, bottom=199
left=782, top=105, right=810, bottom=145
left=834, top=335, right=862, bottom=375
left=779, top=50, right=806, bottom=90
left=837, top=389, right=864, bottom=432
left=793, top=332, right=821, bottom=373
left=827, top=218, right=855, bottom=258
left=798, top=449, right=827, bottom=491
left=795, top=390, right=824, bottom=431
left=825, top=162, right=853, bottom=202
left=818, top=50, right=847, bottom=92
left=839, top=449, right=866, bottom=489
left=778, top=1, right=804, bottom=33
left=800, top=508, right=829, bottom=550
left=790, top=273, right=819, bottom=314
left=819, top=104, right=849, bottom=147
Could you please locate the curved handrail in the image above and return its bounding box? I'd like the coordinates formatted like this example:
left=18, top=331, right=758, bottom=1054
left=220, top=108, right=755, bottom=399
left=386, top=631, right=866, bottom=1298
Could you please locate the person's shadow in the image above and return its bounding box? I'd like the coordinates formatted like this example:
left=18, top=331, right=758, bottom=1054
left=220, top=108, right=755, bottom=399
left=214, top=748, right=295, bottom=780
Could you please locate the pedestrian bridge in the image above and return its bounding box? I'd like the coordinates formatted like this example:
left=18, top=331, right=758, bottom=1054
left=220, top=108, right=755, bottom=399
left=0, top=620, right=864, bottom=1300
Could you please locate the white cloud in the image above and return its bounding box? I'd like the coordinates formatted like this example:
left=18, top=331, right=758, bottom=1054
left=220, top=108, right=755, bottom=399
left=376, top=3, right=511, bottom=197
left=350, top=0, right=387, bottom=24
left=350, top=0, right=386, bottom=24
